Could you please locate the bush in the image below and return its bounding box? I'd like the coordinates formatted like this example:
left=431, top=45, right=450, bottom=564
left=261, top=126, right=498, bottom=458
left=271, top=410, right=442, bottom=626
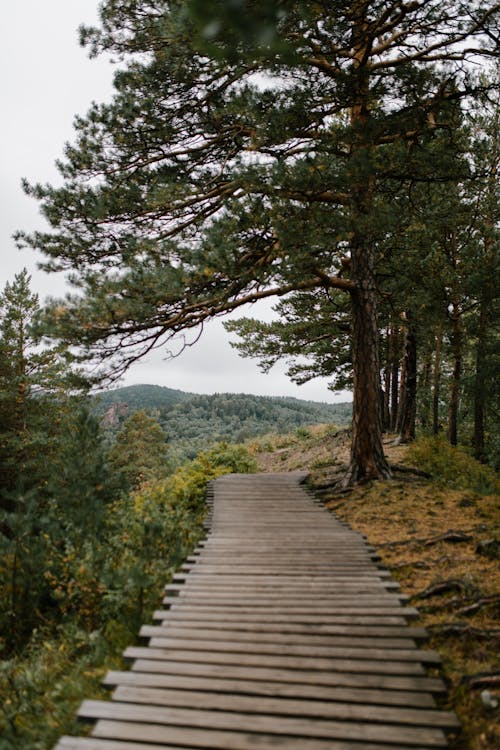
left=0, top=625, right=116, bottom=750
left=408, top=436, right=500, bottom=495
left=158, top=441, right=257, bottom=512
left=0, top=440, right=257, bottom=748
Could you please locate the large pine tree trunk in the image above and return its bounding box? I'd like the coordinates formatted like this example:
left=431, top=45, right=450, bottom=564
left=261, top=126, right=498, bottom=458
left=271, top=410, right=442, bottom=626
left=342, top=5, right=390, bottom=485
left=344, top=241, right=391, bottom=485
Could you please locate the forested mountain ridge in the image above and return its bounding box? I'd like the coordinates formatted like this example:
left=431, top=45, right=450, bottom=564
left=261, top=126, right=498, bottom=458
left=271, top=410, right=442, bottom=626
left=94, top=385, right=352, bottom=460
left=94, top=383, right=195, bottom=412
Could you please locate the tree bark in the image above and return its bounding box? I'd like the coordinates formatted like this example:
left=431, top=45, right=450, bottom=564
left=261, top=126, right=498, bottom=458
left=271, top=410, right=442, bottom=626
left=342, top=2, right=391, bottom=484
left=473, top=127, right=497, bottom=460
left=390, top=327, right=400, bottom=432
left=344, top=243, right=391, bottom=485
left=397, top=310, right=417, bottom=443
left=433, top=322, right=443, bottom=435
left=448, top=300, right=462, bottom=446
left=382, top=328, right=391, bottom=432
left=473, top=301, right=487, bottom=460
left=420, top=352, right=432, bottom=433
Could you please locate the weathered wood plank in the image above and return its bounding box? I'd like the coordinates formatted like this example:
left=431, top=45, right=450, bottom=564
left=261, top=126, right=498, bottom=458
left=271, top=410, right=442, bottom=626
left=163, top=589, right=409, bottom=604
left=167, top=579, right=402, bottom=590
left=123, top=646, right=426, bottom=674
left=130, top=658, right=446, bottom=693
left=55, top=739, right=188, bottom=750
left=153, top=610, right=411, bottom=624
left=87, top=721, right=442, bottom=750
left=79, top=701, right=449, bottom=746
left=152, top=615, right=428, bottom=639
left=103, top=670, right=438, bottom=707
left=139, top=624, right=418, bottom=649
left=166, top=603, right=419, bottom=617
left=111, top=686, right=458, bottom=728
left=143, top=636, right=441, bottom=664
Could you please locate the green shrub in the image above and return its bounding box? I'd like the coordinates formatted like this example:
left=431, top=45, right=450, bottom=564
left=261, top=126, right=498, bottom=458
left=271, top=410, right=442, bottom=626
left=408, top=436, right=500, bottom=495
left=0, top=625, right=117, bottom=750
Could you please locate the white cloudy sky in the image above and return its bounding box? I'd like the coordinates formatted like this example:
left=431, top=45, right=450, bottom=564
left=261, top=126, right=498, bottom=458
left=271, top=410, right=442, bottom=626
left=1, top=0, right=350, bottom=403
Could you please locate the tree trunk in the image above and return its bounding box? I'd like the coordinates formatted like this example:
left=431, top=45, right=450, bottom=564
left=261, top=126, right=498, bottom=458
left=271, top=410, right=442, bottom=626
left=343, top=3, right=391, bottom=485
left=473, top=294, right=490, bottom=461
left=344, top=243, right=391, bottom=485
left=397, top=311, right=417, bottom=443
left=390, top=328, right=400, bottom=432
left=473, top=133, right=497, bottom=460
left=420, top=353, right=432, bottom=433
left=382, top=329, right=391, bottom=431
left=448, top=301, right=462, bottom=447
left=433, top=322, right=443, bottom=435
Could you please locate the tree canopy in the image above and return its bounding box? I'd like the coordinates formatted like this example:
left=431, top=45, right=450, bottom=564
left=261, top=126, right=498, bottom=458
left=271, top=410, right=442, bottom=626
left=17, top=0, right=499, bottom=482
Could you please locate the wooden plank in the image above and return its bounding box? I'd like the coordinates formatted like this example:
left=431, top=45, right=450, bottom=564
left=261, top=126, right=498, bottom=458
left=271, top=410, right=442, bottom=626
left=130, top=657, right=445, bottom=693
left=173, top=571, right=392, bottom=588
left=88, top=720, right=441, bottom=750
left=144, top=636, right=441, bottom=664
left=166, top=603, right=419, bottom=617
left=103, top=670, right=438, bottom=707
left=55, top=739, right=188, bottom=750
left=139, top=624, right=418, bottom=649
left=123, top=646, right=426, bottom=675
left=111, top=686, right=458, bottom=728
left=151, top=617, right=429, bottom=640
left=153, top=610, right=410, bottom=624
left=164, top=589, right=408, bottom=603
left=168, top=579, right=402, bottom=591
left=79, top=700, right=449, bottom=746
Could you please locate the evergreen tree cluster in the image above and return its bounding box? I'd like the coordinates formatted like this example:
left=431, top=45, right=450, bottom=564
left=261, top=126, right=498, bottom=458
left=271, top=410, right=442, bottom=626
left=0, top=274, right=256, bottom=663
left=16, top=0, right=499, bottom=481
left=96, top=385, right=352, bottom=461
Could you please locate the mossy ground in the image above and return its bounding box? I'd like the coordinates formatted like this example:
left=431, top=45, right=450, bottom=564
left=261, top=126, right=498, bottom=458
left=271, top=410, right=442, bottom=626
left=252, top=426, right=500, bottom=750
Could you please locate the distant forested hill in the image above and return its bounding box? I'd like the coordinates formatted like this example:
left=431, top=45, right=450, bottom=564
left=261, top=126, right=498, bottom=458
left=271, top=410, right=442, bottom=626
left=94, top=384, right=352, bottom=460
left=94, top=384, right=194, bottom=413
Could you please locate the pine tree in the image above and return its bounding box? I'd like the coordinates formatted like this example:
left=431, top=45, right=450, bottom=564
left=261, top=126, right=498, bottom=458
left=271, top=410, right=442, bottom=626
left=0, top=272, right=92, bottom=647
left=224, top=289, right=352, bottom=392
left=18, top=1, right=499, bottom=484
left=0, top=270, right=78, bottom=504
left=108, top=410, right=170, bottom=490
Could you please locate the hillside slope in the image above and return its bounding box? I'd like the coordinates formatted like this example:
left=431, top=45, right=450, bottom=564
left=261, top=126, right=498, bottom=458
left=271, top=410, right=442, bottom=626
left=94, top=384, right=352, bottom=460
left=94, top=384, right=194, bottom=412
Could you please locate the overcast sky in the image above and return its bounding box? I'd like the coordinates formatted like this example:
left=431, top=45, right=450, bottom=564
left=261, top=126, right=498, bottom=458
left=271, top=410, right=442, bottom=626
left=1, top=1, right=350, bottom=403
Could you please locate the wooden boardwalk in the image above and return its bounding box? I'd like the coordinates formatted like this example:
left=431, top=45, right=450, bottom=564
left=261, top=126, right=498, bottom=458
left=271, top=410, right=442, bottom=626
left=55, top=472, right=459, bottom=749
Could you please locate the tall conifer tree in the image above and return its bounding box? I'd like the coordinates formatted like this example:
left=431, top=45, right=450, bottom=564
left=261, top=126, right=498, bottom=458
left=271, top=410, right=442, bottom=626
left=18, top=1, right=499, bottom=483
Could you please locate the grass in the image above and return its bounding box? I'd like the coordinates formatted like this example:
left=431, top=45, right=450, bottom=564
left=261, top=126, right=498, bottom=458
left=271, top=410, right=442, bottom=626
left=254, top=428, right=500, bottom=750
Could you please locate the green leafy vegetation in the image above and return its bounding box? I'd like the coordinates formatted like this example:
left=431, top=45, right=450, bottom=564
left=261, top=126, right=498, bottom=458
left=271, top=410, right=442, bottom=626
left=0, top=430, right=256, bottom=747
left=94, top=384, right=352, bottom=462
left=408, top=436, right=500, bottom=495
left=0, top=274, right=259, bottom=748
